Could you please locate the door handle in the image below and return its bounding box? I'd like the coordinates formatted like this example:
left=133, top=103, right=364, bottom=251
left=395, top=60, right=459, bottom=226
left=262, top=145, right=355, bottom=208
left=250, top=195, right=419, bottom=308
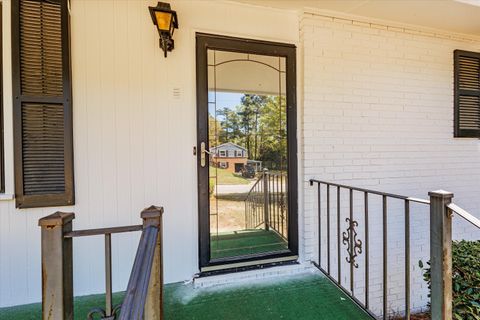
left=200, top=142, right=212, bottom=167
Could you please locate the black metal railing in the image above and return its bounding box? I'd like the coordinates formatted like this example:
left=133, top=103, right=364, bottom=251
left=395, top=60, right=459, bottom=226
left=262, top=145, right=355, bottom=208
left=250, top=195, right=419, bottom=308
left=39, top=206, right=164, bottom=320
left=245, top=174, right=265, bottom=230
left=310, top=179, right=430, bottom=320
left=245, top=170, right=288, bottom=240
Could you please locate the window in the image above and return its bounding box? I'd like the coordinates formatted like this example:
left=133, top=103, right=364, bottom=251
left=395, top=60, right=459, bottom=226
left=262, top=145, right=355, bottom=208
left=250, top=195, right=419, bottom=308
left=235, top=150, right=243, bottom=157
left=12, top=0, right=74, bottom=208
left=219, top=150, right=226, bottom=157
left=219, top=162, right=228, bottom=169
left=454, top=50, right=480, bottom=138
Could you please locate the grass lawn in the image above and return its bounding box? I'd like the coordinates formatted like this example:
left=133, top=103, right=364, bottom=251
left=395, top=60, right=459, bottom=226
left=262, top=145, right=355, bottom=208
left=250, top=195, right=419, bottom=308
left=210, top=166, right=251, bottom=185
left=210, top=197, right=246, bottom=232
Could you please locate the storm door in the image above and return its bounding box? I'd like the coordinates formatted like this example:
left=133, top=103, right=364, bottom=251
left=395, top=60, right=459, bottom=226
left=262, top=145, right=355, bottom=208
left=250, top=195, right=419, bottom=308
left=196, top=34, right=298, bottom=271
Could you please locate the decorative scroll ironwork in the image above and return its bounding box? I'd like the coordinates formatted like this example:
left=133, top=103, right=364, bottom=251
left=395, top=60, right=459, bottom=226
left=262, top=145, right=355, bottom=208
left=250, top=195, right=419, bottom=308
left=310, top=179, right=433, bottom=319
left=342, top=218, right=362, bottom=268
left=87, top=304, right=122, bottom=320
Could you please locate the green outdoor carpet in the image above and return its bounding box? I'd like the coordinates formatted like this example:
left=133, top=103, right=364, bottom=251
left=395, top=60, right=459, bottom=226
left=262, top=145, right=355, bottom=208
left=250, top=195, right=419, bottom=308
left=210, top=229, right=288, bottom=259
left=0, top=273, right=371, bottom=320
left=0, top=292, right=125, bottom=320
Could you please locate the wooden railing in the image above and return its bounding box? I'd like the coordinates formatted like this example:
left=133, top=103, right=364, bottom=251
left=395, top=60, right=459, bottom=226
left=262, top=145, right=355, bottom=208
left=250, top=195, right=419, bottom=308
left=38, top=205, right=164, bottom=320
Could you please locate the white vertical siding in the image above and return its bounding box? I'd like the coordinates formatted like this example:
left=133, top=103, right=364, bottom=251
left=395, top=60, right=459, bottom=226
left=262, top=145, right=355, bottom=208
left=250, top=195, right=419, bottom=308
left=0, top=0, right=299, bottom=307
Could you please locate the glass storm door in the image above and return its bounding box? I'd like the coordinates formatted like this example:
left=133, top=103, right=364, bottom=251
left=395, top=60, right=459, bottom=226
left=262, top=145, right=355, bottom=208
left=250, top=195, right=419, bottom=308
left=196, top=34, right=298, bottom=271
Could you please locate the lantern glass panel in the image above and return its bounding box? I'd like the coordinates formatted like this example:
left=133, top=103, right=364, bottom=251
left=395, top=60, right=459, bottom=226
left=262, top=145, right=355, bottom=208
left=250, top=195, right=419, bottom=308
left=155, top=11, right=172, bottom=32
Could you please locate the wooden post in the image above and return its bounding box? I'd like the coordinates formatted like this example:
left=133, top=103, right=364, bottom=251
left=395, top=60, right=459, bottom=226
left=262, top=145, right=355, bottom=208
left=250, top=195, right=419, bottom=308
left=142, top=205, right=164, bottom=320
left=429, top=190, right=453, bottom=320
left=38, top=212, right=75, bottom=320
left=263, top=169, right=270, bottom=231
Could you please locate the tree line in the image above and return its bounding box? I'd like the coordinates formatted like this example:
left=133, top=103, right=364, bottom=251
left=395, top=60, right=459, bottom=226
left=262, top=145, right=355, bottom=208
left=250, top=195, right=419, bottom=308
left=209, top=94, right=287, bottom=170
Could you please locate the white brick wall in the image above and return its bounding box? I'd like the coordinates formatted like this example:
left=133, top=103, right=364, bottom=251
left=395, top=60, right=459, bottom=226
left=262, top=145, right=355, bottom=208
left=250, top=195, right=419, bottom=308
left=301, top=12, right=480, bottom=316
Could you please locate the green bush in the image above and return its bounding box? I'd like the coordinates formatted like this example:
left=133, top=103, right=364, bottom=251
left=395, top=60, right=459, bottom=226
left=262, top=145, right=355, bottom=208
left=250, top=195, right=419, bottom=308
left=419, top=240, right=480, bottom=320
left=209, top=177, right=215, bottom=195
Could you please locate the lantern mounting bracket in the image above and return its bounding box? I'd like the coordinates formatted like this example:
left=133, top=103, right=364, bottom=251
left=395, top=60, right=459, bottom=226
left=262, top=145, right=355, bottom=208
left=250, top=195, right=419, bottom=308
left=148, top=2, right=179, bottom=58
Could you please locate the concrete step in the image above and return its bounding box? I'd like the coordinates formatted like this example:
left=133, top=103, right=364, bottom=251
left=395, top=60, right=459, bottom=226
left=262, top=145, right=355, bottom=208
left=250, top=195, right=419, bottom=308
left=193, top=262, right=316, bottom=288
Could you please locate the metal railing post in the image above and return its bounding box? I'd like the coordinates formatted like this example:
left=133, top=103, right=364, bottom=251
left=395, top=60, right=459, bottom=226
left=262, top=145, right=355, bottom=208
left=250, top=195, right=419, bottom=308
left=38, top=212, right=75, bottom=320
left=141, top=205, right=164, bottom=320
left=429, top=190, right=454, bottom=320
left=263, top=169, right=270, bottom=231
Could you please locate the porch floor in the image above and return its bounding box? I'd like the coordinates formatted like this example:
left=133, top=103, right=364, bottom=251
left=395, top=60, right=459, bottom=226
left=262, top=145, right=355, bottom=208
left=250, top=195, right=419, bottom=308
left=210, top=229, right=288, bottom=259
left=0, top=273, right=371, bottom=320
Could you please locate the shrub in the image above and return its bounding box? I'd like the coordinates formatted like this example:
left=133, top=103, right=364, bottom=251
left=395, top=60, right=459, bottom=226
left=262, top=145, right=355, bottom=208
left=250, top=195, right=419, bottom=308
left=209, top=177, right=215, bottom=196
left=419, top=240, right=480, bottom=320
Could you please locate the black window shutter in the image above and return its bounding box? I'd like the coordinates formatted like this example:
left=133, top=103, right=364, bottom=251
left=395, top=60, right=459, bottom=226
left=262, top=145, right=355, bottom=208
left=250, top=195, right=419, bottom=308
left=454, top=50, right=480, bottom=138
left=12, top=0, right=74, bottom=208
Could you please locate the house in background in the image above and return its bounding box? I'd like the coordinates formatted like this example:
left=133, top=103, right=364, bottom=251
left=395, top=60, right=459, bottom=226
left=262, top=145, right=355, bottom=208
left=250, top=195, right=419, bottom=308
left=211, top=142, right=248, bottom=172
left=0, top=0, right=479, bottom=319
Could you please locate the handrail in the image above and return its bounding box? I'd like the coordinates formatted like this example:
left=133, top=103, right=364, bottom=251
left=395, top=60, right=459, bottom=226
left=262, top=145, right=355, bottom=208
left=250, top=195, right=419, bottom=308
left=246, top=171, right=288, bottom=199
left=447, top=203, right=480, bottom=229
left=310, top=179, right=476, bottom=319
left=64, top=224, right=142, bottom=238
left=245, top=173, right=264, bottom=199
left=118, top=226, right=159, bottom=320
left=309, top=178, right=433, bottom=319
left=245, top=170, right=288, bottom=239
left=244, top=173, right=265, bottom=230
left=309, top=179, right=430, bottom=205
left=39, top=206, right=164, bottom=320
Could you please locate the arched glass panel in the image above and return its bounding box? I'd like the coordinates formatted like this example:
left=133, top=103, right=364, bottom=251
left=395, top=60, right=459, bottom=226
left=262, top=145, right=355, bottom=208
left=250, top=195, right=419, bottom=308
left=207, top=49, right=289, bottom=260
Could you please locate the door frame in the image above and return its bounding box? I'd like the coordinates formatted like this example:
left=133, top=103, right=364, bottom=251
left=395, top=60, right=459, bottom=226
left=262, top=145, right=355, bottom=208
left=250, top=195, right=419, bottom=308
left=196, top=32, right=298, bottom=271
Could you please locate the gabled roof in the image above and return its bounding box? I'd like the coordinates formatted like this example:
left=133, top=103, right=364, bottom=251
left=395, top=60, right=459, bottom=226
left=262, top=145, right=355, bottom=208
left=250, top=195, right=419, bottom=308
left=211, top=142, right=247, bottom=151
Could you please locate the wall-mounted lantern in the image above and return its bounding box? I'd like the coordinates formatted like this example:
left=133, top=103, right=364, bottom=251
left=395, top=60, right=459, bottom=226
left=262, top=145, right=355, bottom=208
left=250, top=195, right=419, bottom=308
left=148, top=2, right=179, bottom=57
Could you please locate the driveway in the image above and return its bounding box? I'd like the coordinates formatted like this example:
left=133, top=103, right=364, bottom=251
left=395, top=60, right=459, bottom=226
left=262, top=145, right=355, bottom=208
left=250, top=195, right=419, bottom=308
left=215, top=180, right=257, bottom=195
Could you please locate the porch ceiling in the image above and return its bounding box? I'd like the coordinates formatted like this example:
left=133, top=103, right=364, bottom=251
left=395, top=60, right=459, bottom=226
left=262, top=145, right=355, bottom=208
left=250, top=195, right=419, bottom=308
left=233, top=0, right=480, bottom=36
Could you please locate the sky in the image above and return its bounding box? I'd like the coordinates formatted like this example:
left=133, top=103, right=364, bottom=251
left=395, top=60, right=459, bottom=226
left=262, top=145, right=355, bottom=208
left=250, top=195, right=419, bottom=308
left=209, top=91, right=244, bottom=121
left=211, top=91, right=244, bottom=110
